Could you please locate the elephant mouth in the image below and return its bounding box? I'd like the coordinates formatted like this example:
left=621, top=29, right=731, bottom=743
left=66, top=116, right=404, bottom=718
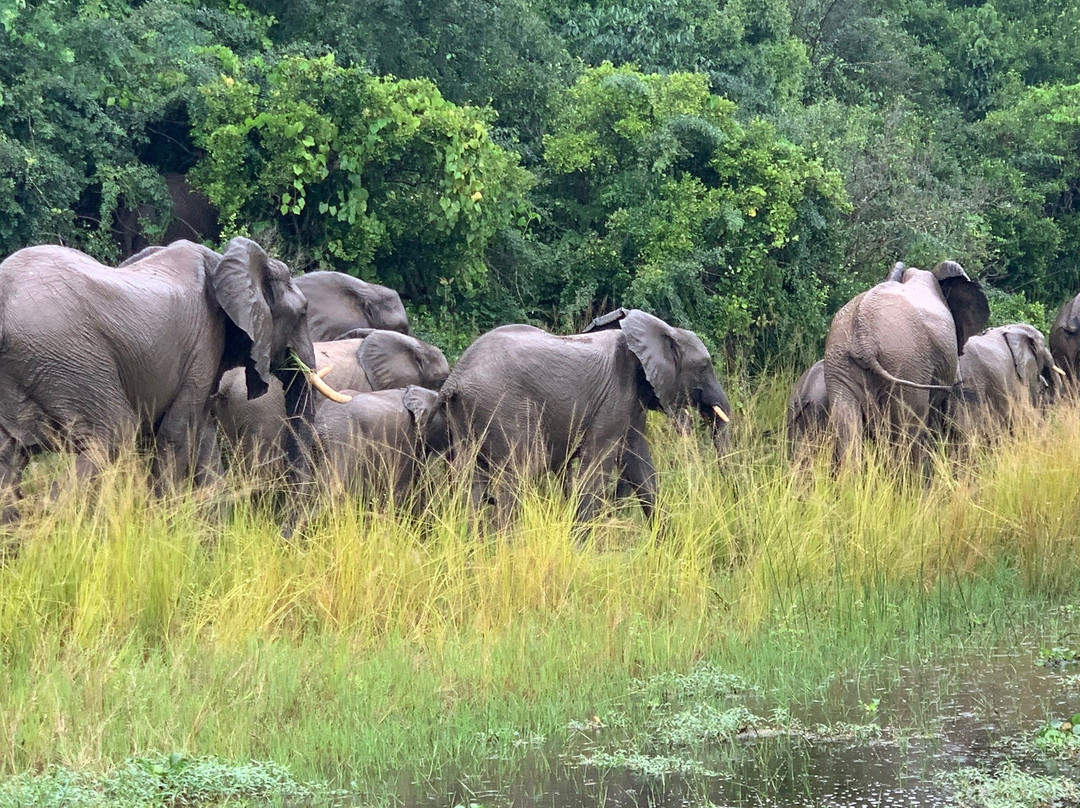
left=692, top=386, right=731, bottom=424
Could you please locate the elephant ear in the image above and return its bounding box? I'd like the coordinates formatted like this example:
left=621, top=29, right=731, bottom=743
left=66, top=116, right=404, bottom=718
left=206, top=237, right=275, bottom=398
left=1003, top=328, right=1038, bottom=385
left=404, top=385, right=449, bottom=452
left=402, top=385, right=437, bottom=425
left=620, top=309, right=681, bottom=414
left=932, top=260, right=990, bottom=353
left=356, top=331, right=415, bottom=390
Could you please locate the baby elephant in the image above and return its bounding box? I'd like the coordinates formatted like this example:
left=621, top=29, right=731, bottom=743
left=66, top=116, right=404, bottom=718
left=315, top=386, right=448, bottom=510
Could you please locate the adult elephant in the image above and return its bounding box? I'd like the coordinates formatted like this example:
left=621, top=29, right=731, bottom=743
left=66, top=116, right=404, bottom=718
left=786, top=360, right=828, bottom=453
left=315, top=386, right=448, bottom=510
left=295, top=271, right=410, bottom=339
left=215, top=329, right=450, bottom=469
left=437, top=308, right=732, bottom=525
left=824, top=260, right=989, bottom=465
left=950, top=323, right=1064, bottom=436
left=1050, top=293, right=1080, bottom=394
left=0, top=238, right=341, bottom=522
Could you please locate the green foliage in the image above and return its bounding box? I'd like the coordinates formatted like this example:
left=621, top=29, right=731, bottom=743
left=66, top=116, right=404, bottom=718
left=982, top=286, right=1049, bottom=334
left=538, top=63, right=847, bottom=358
left=0, top=753, right=332, bottom=807
left=191, top=52, right=534, bottom=313
left=979, top=81, right=1080, bottom=304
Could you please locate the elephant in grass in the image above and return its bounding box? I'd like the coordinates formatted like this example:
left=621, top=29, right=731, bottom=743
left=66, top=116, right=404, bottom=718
left=315, top=386, right=449, bottom=510
left=786, top=360, right=828, bottom=453
left=0, top=238, right=343, bottom=523
left=1050, top=292, right=1080, bottom=394
left=295, top=271, right=410, bottom=340
left=437, top=308, right=732, bottom=524
left=215, top=329, right=450, bottom=470
left=949, top=323, right=1064, bottom=437
left=824, top=260, right=989, bottom=465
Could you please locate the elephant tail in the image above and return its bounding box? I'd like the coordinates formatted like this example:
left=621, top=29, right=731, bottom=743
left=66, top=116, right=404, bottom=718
left=860, top=355, right=955, bottom=391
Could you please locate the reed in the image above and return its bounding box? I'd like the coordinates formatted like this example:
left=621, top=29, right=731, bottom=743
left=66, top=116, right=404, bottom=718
left=1, top=381, right=1078, bottom=793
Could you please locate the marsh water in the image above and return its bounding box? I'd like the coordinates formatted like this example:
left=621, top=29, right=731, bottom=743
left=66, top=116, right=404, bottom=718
left=372, top=625, right=1080, bottom=808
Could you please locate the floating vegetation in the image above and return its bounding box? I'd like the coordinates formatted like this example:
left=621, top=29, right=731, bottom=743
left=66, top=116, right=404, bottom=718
left=636, top=665, right=752, bottom=708
left=0, top=753, right=336, bottom=808
left=580, top=750, right=717, bottom=778
left=1033, top=715, right=1080, bottom=760
left=652, top=705, right=762, bottom=748
left=1036, top=646, right=1080, bottom=667
left=946, top=761, right=1080, bottom=808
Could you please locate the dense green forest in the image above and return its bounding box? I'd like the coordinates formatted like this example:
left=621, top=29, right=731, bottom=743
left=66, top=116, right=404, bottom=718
left=1, top=0, right=1077, bottom=362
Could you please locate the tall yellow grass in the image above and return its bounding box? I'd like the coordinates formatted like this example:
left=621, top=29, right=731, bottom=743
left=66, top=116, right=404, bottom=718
left=1, top=382, right=1078, bottom=783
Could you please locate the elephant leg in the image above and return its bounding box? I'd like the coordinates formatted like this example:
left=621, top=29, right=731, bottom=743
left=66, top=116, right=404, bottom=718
left=572, top=446, right=619, bottom=525
left=0, top=434, right=28, bottom=525
left=617, top=428, right=657, bottom=519
left=830, top=393, right=864, bottom=468
left=151, top=407, right=202, bottom=495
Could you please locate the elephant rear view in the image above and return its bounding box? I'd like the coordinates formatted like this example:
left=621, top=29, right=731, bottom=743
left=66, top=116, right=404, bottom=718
left=824, top=261, right=989, bottom=465
left=1050, top=292, right=1080, bottom=394
left=0, top=238, right=337, bottom=523
left=295, top=271, right=410, bottom=340
left=438, top=308, right=732, bottom=526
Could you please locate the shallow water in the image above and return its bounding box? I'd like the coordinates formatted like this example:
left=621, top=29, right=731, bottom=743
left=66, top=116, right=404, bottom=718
left=380, top=627, right=1080, bottom=808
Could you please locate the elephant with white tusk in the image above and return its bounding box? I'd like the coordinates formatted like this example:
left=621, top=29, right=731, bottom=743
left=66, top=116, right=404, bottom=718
left=1050, top=292, right=1080, bottom=395
left=435, top=308, right=732, bottom=526
left=0, top=237, right=347, bottom=523
left=950, top=323, right=1063, bottom=437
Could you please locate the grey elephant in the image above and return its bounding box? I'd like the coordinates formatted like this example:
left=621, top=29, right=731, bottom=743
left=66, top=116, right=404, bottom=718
left=315, top=386, right=448, bottom=509
left=295, top=271, right=409, bottom=340
left=0, top=238, right=339, bottom=522
left=216, top=329, right=450, bottom=470
left=950, top=323, right=1063, bottom=436
left=824, top=260, right=990, bottom=464
left=786, top=360, right=828, bottom=452
left=437, top=308, right=732, bottom=525
left=1050, top=292, right=1080, bottom=394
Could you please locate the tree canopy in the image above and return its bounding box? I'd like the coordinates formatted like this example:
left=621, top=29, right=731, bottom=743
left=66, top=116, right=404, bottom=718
left=1, top=0, right=1077, bottom=361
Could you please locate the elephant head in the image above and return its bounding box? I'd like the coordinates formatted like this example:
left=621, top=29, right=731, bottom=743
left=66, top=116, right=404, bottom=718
left=333, top=328, right=450, bottom=391
left=295, top=271, right=410, bottom=340
left=929, top=260, right=991, bottom=355
left=403, top=385, right=449, bottom=455
left=586, top=308, right=732, bottom=447
left=1050, top=293, right=1080, bottom=390
left=1000, top=323, right=1061, bottom=407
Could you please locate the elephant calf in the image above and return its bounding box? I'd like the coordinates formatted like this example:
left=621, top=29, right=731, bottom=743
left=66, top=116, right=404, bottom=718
left=950, top=323, right=1063, bottom=437
left=437, top=308, right=732, bottom=526
left=315, top=386, right=447, bottom=509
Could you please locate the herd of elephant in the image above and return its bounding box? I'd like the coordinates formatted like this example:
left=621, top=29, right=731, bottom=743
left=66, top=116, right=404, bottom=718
left=788, top=260, right=1080, bottom=465
left=0, top=239, right=1076, bottom=534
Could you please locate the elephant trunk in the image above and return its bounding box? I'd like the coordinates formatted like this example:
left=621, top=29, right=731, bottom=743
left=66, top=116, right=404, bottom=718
left=694, top=382, right=732, bottom=454
left=275, top=335, right=319, bottom=536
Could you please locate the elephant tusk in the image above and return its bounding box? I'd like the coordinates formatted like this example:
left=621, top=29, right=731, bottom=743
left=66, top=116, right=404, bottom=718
left=315, top=364, right=334, bottom=379
left=306, top=370, right=352, bottom=403
left=1053, top=365, right=1067, bottom=377
left=712, top=404, right=730, bottom=423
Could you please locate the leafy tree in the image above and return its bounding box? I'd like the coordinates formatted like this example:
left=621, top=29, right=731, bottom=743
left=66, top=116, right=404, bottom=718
left=191, top=53, right=535, bottom=314
left=978, top=80, right=1080, bottom=304
left=536, top=63, right=847, bottom=359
